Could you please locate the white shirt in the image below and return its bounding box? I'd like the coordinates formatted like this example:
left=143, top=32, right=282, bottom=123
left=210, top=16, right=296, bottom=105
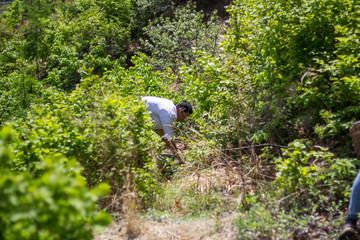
left=141, top=96, right=177, bottom=139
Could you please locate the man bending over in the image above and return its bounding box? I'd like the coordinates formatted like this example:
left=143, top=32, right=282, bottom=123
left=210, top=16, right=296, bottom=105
left=142, top=96, right=193, bottom=164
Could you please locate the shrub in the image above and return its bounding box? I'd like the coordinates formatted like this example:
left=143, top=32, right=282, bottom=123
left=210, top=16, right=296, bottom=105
left=141, top=1, right=222, bottom=72
left=0, top=65, right=50, bottom=125
left=43, top=2, right=131, bottom=90
left=8, top=73, right=163, bottom=207
left=0, top=127, right=112, bottom=240
left=224, top=0, right=360, bottom=148
left=108, top=55, right=173, bottom=99
left=179, top=51, right=249, bottom=147
left=234, top=203, right=275, bottom=240
left=275, top=139, right=359, bottom=211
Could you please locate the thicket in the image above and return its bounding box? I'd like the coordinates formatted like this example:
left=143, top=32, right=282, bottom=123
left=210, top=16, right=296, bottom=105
left=1, top=0, right=360, bottom=239
left=0, top=127, right=111, bottom=240
left=225, top=0, right=360, bottom=149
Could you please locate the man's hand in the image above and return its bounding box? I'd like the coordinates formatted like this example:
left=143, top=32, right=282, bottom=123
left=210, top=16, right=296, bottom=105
left=175, top=153, right=185, bottom=164
left=164, top=139, right=185, bottom=165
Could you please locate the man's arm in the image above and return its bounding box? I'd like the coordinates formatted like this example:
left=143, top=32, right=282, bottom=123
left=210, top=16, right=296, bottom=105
left=158, top=129, right=185, bottom=164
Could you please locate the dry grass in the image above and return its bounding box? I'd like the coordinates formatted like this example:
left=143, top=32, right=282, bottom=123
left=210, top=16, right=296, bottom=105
left=94, top=141, right=280, bottom=240
left=94, top=156, right=246, bottom=240
left=122, top=167, right=141, bottom=239
left=94, top=212, right=240, bottom=240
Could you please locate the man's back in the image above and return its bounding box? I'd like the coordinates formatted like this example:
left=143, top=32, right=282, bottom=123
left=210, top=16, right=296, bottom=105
left=141, top=96, right=177, bottom=139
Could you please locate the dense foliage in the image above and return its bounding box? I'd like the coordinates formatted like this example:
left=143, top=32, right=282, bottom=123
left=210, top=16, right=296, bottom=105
left=225, top=0, right=360, bottom=149
left=0, top=127, right=112, bottom=239
left=141, top=2, right=222, bottom=72
left=1, top=0, right=360, bottom=239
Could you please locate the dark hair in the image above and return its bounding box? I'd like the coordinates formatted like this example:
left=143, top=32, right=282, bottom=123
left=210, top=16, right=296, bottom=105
left=176, top=101, right=193, bottom=114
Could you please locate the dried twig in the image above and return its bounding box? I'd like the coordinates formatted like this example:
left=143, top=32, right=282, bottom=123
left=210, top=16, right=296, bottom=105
left=222, top=143, right=288, bottom=151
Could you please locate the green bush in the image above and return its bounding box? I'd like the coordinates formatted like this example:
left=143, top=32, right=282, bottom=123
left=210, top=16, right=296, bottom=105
left=225, top=0, right=360, bottom=148
left=179, top=51, right=249, bottom=147
left=141, top=1, right=221, bottom=72
left=108, top=55, right=173, bottom=99
left=0, top=0, right=24, bottom=28
left=7, top=73, right=163, bottom=205
left=43, top=2, right=130, bottom=90
left=0, top=127, right=112, bottom=240
left=275, top=139, right=359, bottom=211
left=1, top=0, right=142, bottom=91
left=0, top=65, right=51, bottom=125
left=234, top=203, right=276, bottom=240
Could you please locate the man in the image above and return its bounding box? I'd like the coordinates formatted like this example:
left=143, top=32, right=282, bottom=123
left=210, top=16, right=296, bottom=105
left=141, top=96, right=193, bottom=164
left=339, top=121, right=360, bottom=240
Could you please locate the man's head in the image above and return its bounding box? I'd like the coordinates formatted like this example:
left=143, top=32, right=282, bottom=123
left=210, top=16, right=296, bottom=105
left=176, top=101, right=193, bottom=122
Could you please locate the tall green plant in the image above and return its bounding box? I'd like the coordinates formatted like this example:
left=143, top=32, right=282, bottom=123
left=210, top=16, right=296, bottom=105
left=0, top=61, right=49, bottom=126
left=22, top=0, right=55, bottom=75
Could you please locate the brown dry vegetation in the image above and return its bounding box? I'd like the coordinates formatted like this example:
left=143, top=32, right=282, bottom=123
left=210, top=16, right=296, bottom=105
left=94, top=141, right=247, bottom=240
left=93, top=139, right=346, bottom=240
left=94, top=213, right=239, bottom=240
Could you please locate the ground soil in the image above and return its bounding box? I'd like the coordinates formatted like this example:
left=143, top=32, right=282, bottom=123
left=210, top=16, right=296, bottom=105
left=94, top=213, right=239, bottom=240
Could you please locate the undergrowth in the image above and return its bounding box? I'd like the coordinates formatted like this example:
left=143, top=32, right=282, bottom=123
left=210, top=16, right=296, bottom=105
left=138, top=139, right=357, bottom=239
